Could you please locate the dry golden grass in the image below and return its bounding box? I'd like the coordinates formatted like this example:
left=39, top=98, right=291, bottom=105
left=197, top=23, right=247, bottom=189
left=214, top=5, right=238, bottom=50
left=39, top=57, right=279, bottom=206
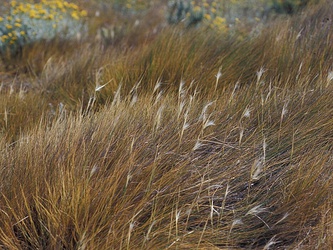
left=0, top=0, right=333, bottom=249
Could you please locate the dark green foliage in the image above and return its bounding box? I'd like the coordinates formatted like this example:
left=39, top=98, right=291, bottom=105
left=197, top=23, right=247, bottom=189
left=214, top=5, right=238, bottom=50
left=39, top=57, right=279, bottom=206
left=271, top=0, right=311, bottom=14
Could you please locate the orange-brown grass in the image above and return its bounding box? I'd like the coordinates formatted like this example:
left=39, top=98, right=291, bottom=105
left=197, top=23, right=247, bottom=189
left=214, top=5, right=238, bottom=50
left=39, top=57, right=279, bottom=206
left=1, top=72, right=333, bottom=249
left=0, top=0, right=333, bottom=249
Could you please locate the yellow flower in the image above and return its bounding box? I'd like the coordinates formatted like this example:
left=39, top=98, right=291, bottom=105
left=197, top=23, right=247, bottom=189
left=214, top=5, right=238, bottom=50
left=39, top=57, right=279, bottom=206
left=35, top=3, right=43, bottom=10
left=80, top=10, right=87, bottom=17
left=10, top=1, right=17, bottom=7
left=14, top=23, right=21, bottom=28
left=6, top=24, right=13, bottom=29
left=29, top=9, right=38, bottom=18
left=46, top=14, right=55, bottom=20
left=204, top=14, right=211, bottom=21
left=17, top=4, right=26, bottom=13
left=38, top=9, right=47, bottom=15
left=214, top=16, right=226, bottom=24
left=71, top=11, right=79, bottom=20
left=7, top=16, right=12, bottom=21
left=69, top=3, right=79, bottom=10
left=193, top=6, right=201, bottom=12
left=1, top=35, right=9, bottom=42
left=56, top=1, right=64, bottom=9
left=0, top=17, right=3, bottom=22
left=20, top=31, right=25, bottom=36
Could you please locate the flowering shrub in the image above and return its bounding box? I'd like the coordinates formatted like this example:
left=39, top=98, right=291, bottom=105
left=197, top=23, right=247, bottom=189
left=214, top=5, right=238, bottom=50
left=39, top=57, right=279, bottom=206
left=0, top=0, right=87, bottom=56
left=167, top=0, right=228, bottom=33
left=167, top=0, right=203, bottom=26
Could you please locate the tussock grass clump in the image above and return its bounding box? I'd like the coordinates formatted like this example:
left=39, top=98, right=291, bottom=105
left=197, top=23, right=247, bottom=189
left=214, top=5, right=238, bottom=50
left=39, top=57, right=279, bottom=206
left=1, top=75, right=333, bottom=249
left=0, top=0, right=333, bottom=249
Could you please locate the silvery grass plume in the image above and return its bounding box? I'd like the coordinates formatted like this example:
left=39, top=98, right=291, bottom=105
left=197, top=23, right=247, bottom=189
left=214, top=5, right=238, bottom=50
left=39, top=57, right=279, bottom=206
left=327, top=71, right=333, bottom=86
left=127, top=209, right=142, bottom=249
left=154, top=105, right=164, bottom=134
left=175, top=208, right=181, bottom=228
left=229, top=81, right=239, bottom=104
left=263, top=236, right=279, bottom=250
left=193, top=139, right=203, bottom=151
left=199, top=101, right=215, bottom=138
left=246, top=205, right=270, bottom=229
left=217, top=184, right=230, bottom=221
left=264, top=81, right=273, bottom=103
left=251, top=157, right=264, bottom=181
left=95, top=83, right=109, bottom=92
left=239, top=127, right=244, bottom=145
left=112, top=84, right=122, bottom=107
left=94, top=67, right=112, bottom=92
left=242, top=106, right=251, bottom=118
left=228, top=219, right=243, bottom=241
left=153, top=79, right=162, bottom=94
left=199, top=101, right=215, bottom=122
left=256, top=67, right=266, bottom=85
left=178, top=80, right=186, bottom=100
left=81, top=96, right=95, bottom=116
left=18, top=84, right=25, bottom=99
left=281, top=101, right=288, bottom=121
left=143, top=220, right=156, bottom=243
left=210, top=197, right=220, bottom=223
left=177, top=99, right=186, bottom=120
left=215, top=67, right=222, bottom=91
left=153, top=79, right=164, bottom=106
left=177, top=80, right=188, bottom=119
left=296, top=62, right=303, bottom=81
left=179, top=109, right=190, bottom=145
left=130, top=79, right=141, bottom=107
left=203, top=117, right=215, bottom=129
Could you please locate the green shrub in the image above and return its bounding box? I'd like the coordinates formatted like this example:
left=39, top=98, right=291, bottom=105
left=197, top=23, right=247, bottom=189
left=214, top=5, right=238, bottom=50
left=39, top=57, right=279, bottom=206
left=271, top=0, right=310, bottom=14
left=167, top=0, right=228, bottom=33
left=0, top=0, right=87, bottom=57
left=167, top=0, right=202, bottom=26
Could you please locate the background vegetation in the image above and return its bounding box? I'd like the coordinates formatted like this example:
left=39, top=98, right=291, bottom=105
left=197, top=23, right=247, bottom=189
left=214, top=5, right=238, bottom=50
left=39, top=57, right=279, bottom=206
left=0, top=0, right=332, bottom=249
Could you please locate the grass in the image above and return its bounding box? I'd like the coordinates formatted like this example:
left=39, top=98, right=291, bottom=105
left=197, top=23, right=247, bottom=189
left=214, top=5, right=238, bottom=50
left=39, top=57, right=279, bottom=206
left=0, top=0, right=333, bottom=249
